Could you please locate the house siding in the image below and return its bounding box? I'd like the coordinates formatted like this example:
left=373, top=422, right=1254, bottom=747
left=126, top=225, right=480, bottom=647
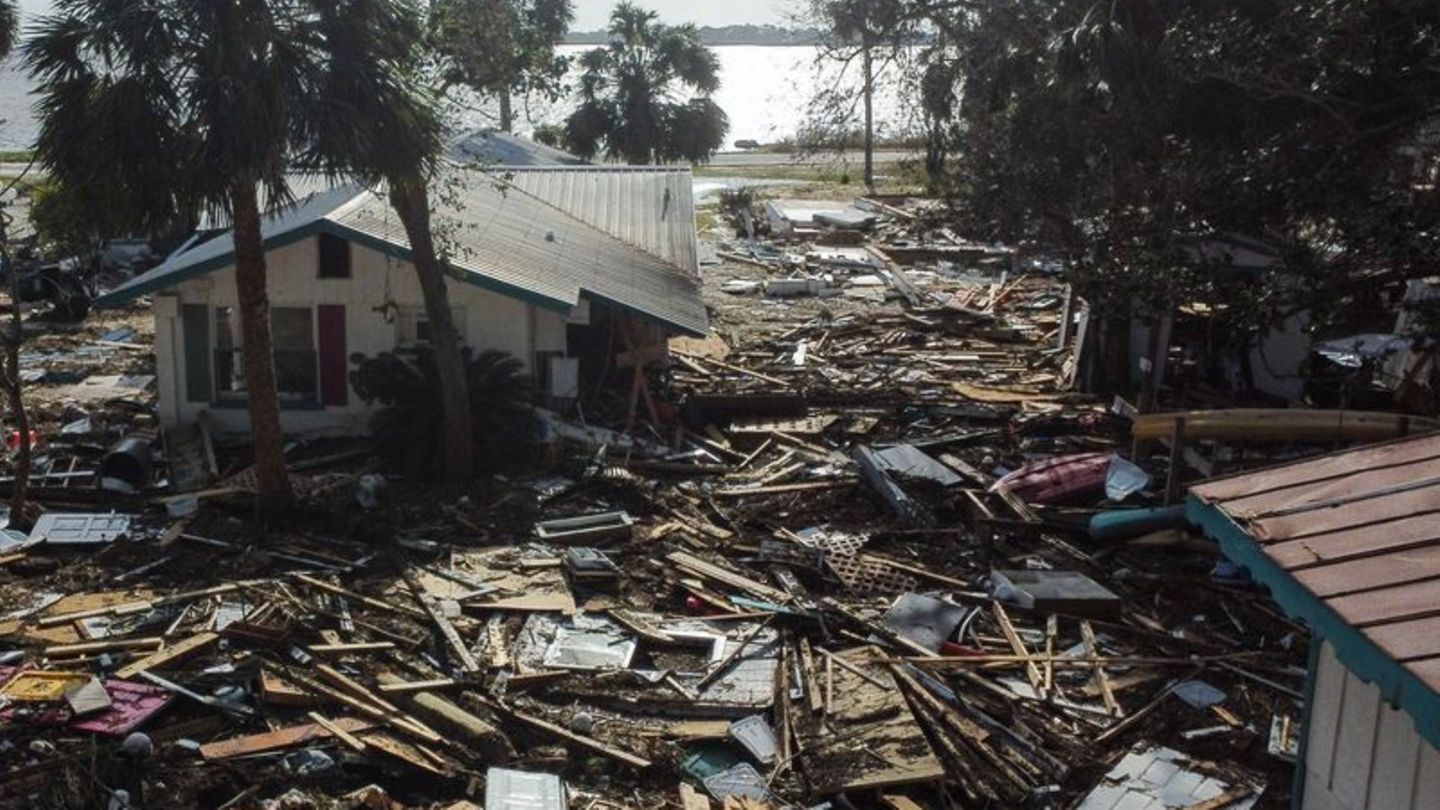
left=1303, top=641, right=1440, bottom=810
left=164, top=236, right=562, bottom=436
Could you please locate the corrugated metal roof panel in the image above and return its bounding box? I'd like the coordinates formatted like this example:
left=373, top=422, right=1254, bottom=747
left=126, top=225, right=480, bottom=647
left=1187, top=431, right=1440, bottom=744
left=495, top=167, right=699, bottom=274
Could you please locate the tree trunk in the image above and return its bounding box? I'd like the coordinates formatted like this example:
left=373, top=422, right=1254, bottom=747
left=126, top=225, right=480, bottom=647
left=229, top=181, right=293, bottom=509
left=499, top=90, right=514, bottom=133
left=389, top=175, right=475, bottom=484
left=2, top=240, right=28, bottom=523
left=862, top=40, right=875, bottom=194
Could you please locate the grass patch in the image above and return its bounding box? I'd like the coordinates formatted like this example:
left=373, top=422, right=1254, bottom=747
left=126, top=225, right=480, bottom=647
left=0, top=150, right=35, bottom=163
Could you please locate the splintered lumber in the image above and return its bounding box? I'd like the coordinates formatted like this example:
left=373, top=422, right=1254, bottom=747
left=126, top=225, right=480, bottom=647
left=403, top=569, right=480, bottom=673
left=308, top=642, right=396, bottom=654
left=992, top=603, right=1043, bottom=693
left=379, top=674, right=514, bottom=762
left=294, top=574, right=426, bottom=620
left=1080, top=620, right=1122, bottom=717
left=39, top=600, right=152, bottom=627
left=308, top=712, right=368, bottom=752
left=608, top=610, right=676, bottom=644
left=792, top=647, right=944, bottom=793
left=376, top=678, right=458, bottom=694
left=260, top=669, right=322, bottom=707
left=666, top=552, right=791, bottom=603
left=711, top=479, right=857, bottom=498
left=292, top=666, right=443, bottom=744
left=680, top=784, right=713, bottom=810
left=115, top=632, right=220, bottom=678
left=46, top=637, right=164, bottom=657
left=200, top=717, right=374, bottom=760
left=357, top=731, right=450, bottom=776
left=488, top=701, right=653, bottom=769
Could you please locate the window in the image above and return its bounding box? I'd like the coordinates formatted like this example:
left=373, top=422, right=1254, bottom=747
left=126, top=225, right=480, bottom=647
left=318, top=233, right=351, bottom=279
left=397, top=307, right=466, bottom=348
left=213, top=306, right=319, bottom=402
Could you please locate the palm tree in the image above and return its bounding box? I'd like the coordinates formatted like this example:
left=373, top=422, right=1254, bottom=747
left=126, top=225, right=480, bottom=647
left=431, top=0, right=574, bottom=133
left=564, top=2, right=728, bottom=164
left=303, top=0, right=476, bottom=483
left=25, top=0, right=320, bottom=509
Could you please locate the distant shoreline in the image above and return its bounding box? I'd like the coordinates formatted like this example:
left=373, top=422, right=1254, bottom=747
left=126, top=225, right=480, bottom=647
left=564, top=26, right=823, bottom=48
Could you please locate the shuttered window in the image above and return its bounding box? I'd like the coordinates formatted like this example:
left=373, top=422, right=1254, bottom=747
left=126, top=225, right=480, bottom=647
left=181, top=305, right=211, bottom=402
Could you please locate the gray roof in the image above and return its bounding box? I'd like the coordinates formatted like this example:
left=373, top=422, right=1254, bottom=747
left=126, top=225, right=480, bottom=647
left=446, top=129, right=585, bottom=167
left=492, top=167, right=700, bottom=274
left=96, top=166, right=707, bottom=337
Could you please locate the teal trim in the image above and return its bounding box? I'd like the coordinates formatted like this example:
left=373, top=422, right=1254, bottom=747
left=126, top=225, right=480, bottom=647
left=1185, top=494, right=1440, bottom=750
left=1291, top=636, right=1322, bottom=809
left=209, top=398, right=326, bottom=412
left=94, top=222, right=326, bottom=307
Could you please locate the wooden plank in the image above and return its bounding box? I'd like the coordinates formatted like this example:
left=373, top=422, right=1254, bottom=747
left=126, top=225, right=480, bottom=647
left=308, top=712, right=368, bottom=752
left=115, top=632, right=219, bottom=678
left=308, top=642, right=396, bottom=654
left=357, top=731, right=448, bottom=776
left=45, top=637, right=163, bottom=657
left=404, top=569, right=479, bottom=673
left=992, top=603, right=1043, bottom=693
left=667, top=551, right=791, bottom=603
left=492, top=702, right=653, bottom=768
left=377, top=678, right=458, bottom=694
left=200, top=717, right=373, bottom=760
left=1080, top=620, right=1122, bottom=717
left=295, top=574, right=426, bottom=620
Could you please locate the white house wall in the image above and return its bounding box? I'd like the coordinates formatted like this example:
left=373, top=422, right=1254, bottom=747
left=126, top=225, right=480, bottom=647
left=160, top=236, right=568, bottom=436
left=1302, top=641, right=1440, bottom=810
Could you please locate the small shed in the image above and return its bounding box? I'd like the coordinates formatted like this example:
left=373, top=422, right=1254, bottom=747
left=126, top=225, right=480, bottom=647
left=1187, top=432, right=1440, bottom=810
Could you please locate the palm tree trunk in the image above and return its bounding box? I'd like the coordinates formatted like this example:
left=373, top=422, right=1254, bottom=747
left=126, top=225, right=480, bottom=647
left=862, top=40, right=875, bottom=193
left=229, top=180, right=293, bottom=509
left=499, top=90, right=514, bottom=133
left=389, top=175, right=475, bottom=484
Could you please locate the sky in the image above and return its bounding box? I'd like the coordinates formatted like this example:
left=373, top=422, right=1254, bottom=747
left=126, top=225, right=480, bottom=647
left=16, top=1, right=791, bottom=29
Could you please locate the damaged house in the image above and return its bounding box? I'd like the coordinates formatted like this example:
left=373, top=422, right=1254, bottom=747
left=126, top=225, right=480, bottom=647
left=94, top=135, right=707, bottom=435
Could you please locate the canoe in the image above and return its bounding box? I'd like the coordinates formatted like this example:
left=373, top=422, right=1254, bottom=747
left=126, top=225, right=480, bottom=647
left=1131, top=409, right=1439, bottom=443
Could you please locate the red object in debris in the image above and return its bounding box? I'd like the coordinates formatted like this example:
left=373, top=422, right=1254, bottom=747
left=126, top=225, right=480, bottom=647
left=990, top=452, right=1111, bottom=505
left=939, top=642, right=984, bottom=657
left=5, top=430, right=39, bottom=451
left=71, top=678, right=173, bottom=736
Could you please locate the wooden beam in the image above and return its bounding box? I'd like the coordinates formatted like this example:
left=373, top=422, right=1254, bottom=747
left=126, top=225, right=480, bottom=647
left=308, top=712, right=368, bottom=752
left=115, top=632, right=219, bottom=678
left=1080, top=620, right=1122, bottom=717
left=200, top=717, right=373, bottom=760
left=490, top=701, right=652, bottom=769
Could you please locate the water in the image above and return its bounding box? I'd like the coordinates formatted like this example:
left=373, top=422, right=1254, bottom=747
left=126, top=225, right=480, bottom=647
left=0, top=45, right=915, bottom=152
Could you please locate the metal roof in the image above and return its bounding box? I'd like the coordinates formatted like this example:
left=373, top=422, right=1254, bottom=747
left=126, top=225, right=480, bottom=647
left=1186, top=431, right=1440, bottom=747
left=96, top=168, right=707, bottom=337
left=492, top=167, right=700, bottom=274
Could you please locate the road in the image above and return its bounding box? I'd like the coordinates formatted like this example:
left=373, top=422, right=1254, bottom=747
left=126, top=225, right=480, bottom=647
left=705, top=149, right=919, bottom=168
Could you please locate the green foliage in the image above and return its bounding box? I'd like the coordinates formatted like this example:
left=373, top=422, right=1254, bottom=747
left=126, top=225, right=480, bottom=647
left=563, top=2, right=729, bottom=164
left=28, top=180, right=132, bottom=256
left=23, top=0, right=323, bottom=233
left=531, top=123, right=565, bottom=148
left=914, top=0, right=1440, bottom=333
left=431, top=0, right=574, bottom=129
left=351, top=348, right=540, bottom=479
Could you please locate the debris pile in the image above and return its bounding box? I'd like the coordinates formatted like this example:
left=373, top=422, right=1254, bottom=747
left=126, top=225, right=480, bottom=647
left=0, top=194, right=1334, bottom=808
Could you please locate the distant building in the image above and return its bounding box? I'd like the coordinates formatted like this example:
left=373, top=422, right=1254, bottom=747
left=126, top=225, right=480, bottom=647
left=96, top=133, right=706, bottom=435
left=1189, top=433, right=1440, bottom=810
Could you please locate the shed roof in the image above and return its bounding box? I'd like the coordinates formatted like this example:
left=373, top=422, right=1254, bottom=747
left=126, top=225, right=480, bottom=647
left=494, top=167, right=699, bottom=273
left=95, top=166, right=706, bottom=336
left=1186, top=431, right=1440, bottom=747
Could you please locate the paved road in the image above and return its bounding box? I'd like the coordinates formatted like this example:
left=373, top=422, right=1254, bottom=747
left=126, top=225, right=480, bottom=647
left=705, top=149, right=919, bottom=168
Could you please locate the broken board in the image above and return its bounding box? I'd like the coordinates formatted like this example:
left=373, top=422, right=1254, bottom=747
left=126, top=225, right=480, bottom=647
left=793, top=647, right=944, bottom=793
